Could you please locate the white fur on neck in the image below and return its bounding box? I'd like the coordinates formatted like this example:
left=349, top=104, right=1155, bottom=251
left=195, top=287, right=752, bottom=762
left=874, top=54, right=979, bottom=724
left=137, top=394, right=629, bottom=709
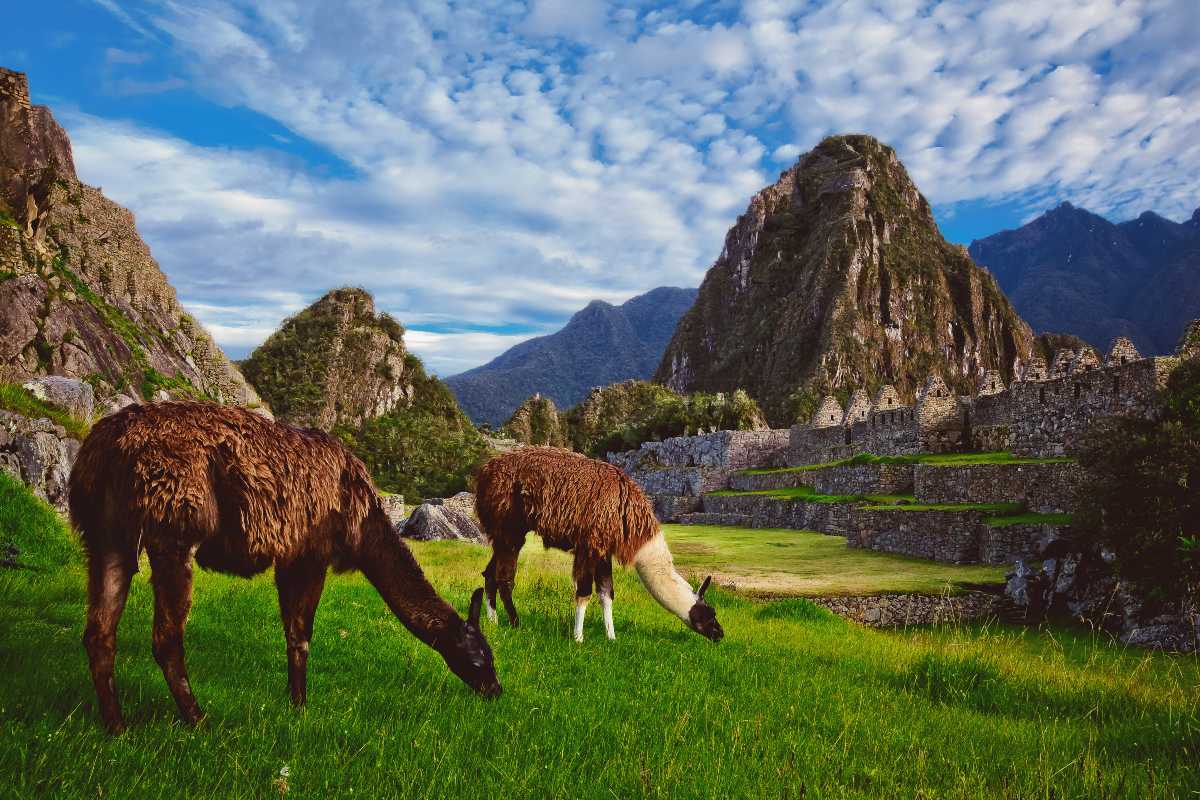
left=633, top=531, right=697, bottom=623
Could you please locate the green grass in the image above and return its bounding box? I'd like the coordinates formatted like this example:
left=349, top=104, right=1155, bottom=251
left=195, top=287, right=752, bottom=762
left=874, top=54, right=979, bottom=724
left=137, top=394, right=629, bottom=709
left=707, top=484, right=916, bottom=505
left=738, top=451, right=1075, bottom=476
left=1, top=478, right=1197, bottom=798
left=0, top=382, right=90, bottom=438
left=985, top=511, right=1074, bottom=528
left=663, top=524, right=1004, bottom=596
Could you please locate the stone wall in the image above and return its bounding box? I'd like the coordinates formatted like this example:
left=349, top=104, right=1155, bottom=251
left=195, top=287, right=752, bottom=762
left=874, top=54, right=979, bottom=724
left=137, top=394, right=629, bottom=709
left=811, top=591, right=1004, bottom=627
left=608, top=429, right=791, bottom=472
left=693, top=493, right=1061, bottom=565
left=787, top=410, right=921, bottom=467
left=729, top=463, right=914, bottom=495
left=913, top=462, right=1082, bottom=512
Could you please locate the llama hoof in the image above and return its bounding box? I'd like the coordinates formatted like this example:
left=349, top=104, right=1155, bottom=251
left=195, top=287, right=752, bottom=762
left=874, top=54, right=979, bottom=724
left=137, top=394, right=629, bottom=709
left=486, top=606, right=497, bottom=624
left=103, top=719, right=127, bottom=736
left=573, top=634, right=584, bottom=643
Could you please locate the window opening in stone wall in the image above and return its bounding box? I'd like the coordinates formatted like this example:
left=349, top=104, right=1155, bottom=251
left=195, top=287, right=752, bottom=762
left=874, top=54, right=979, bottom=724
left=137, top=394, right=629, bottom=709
left=844, top=427, right=851, bottom=445
left=1039, top=387, right=1045, bottom=403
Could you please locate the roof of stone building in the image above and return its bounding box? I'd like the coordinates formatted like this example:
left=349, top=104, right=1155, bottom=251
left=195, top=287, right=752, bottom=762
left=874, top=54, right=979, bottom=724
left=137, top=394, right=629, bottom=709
left=811, top=395, right=845, bottom=428
left=872, top=385, right=903, bottom=410
left=1071, top=348, right=1101, bottom=373
left=1106, top=337, right=1141, bottom=366
left=916, top=373, right=951, bottom=403
left=1051, top=350, right=1076, bottom=378
left=842, top=389, right=871, bottom=425
left=978, top=369, right=1005, bottom=395
left=1022, top=356, right=1048, bottom=381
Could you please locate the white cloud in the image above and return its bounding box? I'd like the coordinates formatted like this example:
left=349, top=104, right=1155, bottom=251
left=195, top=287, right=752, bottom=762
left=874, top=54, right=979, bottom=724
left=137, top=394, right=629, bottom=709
left=63, top=0, right=1200, bottom=374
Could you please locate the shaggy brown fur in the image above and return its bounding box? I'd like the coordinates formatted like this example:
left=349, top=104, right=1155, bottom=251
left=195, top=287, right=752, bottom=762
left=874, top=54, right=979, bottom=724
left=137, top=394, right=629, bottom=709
left=475, top=447, right=659, bottom=566
left=474, top=447, right=722, bottom=642
left=69, top=401, right=499, bottom=733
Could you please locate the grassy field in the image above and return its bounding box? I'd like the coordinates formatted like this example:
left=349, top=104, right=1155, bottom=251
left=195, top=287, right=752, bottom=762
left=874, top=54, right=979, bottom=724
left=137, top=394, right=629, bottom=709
left=1, top=474, right=1198, bottom=798
left=664, top=524, right=1004, bottom=596
left=738, top=451, right=1075, bottom=475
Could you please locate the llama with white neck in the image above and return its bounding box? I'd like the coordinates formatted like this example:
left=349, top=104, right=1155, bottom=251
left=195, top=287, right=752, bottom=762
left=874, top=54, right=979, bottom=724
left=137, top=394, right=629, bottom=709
left=474, top=447, right=723, bottom=643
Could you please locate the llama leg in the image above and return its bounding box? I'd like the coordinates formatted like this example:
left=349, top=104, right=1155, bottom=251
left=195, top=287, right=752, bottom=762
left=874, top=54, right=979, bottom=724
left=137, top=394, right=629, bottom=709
left=275, top=558, right=327, bottom=707
left=496, top=547, right=521, bottom=628
left=596, top=557, right=615, bottom=641
left=82, top=548, right=134, bottom=734
left=482, top=554, right=498, bottom=624
left=573, top=555, right=594, bottom=643
left=148, top=546, right=204, bottom=726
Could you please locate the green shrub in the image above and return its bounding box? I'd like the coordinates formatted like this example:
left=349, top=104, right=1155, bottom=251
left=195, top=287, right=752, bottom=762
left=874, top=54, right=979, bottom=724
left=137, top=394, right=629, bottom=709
left=1073, top=359, right=1200, bottom=609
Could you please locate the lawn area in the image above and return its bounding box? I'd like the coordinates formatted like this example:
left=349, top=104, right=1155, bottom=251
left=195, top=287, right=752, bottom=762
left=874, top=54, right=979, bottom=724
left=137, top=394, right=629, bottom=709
left=738, top=451, right=1075, bottom=476
left=1, top=474, right=1197, bottom=798
left=663, top=523, right=1004, bottom=596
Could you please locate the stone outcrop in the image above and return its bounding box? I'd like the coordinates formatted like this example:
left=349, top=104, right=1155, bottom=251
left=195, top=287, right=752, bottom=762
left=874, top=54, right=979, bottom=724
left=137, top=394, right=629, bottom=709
left=399, top=502, right=485, bottom=544
left=0, top=67, right=262, bottom=408
left=241, top=287, right=413, bottom=430
left=656, top=134, right=1034, bottom=425
left=501, top=393, right=566, bottom=446
left=21, top=375, right=94, bottom=421
left=0, top=408, right=79, bottom=511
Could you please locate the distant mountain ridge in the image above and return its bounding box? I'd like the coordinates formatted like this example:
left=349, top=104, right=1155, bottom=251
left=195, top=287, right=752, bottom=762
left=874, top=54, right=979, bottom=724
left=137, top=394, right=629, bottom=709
left=446, top=286, right=697, bottom=426
left=968, top=203, right=1200, bottom=355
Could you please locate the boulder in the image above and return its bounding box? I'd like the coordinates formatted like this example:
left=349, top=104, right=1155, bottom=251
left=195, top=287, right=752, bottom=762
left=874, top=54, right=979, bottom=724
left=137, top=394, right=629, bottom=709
left=22, top=376, right=95, bottom=421
left=0, top=409, right=79, bottom=511
left=400, top=503, right=486, bottom=544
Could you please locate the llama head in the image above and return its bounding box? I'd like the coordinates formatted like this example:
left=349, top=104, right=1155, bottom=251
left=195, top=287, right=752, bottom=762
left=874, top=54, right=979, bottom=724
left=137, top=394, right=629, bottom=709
left=443, top=589, right=502, bottom=698
left=687, top=576, right=724, bottom=642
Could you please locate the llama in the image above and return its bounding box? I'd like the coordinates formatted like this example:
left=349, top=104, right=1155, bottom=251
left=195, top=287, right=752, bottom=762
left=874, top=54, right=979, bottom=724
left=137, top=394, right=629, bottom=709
left=68, top=402, right=500, bottom=734
left=474, top=447, right=723, bottom=643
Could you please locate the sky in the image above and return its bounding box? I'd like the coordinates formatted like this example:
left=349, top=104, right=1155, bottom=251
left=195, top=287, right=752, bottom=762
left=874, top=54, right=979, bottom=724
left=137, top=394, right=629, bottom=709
left=3, top=1, right=1198, bottom=375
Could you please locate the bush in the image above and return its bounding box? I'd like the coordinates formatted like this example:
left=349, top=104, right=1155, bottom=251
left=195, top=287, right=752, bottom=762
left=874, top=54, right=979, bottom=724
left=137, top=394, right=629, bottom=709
left=1074, top=359, right=1200, bottom=609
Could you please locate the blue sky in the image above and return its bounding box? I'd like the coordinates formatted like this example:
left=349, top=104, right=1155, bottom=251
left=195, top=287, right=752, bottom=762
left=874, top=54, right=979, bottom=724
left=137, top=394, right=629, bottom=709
left=3, top=1, right=1197, bottom=374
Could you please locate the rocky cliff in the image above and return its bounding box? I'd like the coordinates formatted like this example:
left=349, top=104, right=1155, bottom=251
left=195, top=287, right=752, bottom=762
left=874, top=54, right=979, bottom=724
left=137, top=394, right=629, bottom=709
left=241, top=287, right=413, bottom=430
left=0, top=67, right=261, bottom=410
left=969, top=202, right=1200, bottom=355
left=500, top=393, right=566, bottom=446
left=446, top=286, right=697, bottom=426
left=656, top=135, right=1035, bottom=426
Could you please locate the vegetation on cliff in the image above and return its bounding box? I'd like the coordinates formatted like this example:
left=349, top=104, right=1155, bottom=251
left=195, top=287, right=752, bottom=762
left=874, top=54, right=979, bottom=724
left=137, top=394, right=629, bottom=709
left=334, top=356, right=492, bottom=502
left=562, top=380, right=766, bottom=457
left=656, top=134, right=1034, bottom=425
left=500, top=393, right=566, bottom=447
left=0, top=68, right=259, bottom=407
left=1075, top=358, right=1200, bottom=609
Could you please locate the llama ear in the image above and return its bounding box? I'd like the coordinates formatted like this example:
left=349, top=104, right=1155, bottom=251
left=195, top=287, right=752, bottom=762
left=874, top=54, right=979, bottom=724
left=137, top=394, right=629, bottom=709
left=468, top=588, right=484, bottom=626
left=697, top=575, right=712, bottom=601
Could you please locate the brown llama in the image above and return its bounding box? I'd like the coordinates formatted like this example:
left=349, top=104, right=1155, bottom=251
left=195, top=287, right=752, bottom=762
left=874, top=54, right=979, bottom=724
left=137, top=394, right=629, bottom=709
left=68, top=401, right=500, bottom=734
left=474, top=447, right=723, bottom=643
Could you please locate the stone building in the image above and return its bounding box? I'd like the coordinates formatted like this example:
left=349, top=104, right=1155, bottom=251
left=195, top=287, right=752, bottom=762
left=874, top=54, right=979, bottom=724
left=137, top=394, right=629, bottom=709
left=978, top=370, right=1005, bottom=396
left=842, top=389, right=871, bottom=426
left=811, top=395, right=844, bottom=428
left=1021, top=357, right=1048, bottom=382
left=1106, top=337, right=1140, bottom=366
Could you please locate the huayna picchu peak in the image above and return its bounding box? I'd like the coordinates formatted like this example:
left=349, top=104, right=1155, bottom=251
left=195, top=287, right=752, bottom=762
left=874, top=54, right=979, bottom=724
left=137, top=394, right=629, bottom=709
left=656, top=134, right=1035, bottom=426
left=0, top=67, right=261, bottom=409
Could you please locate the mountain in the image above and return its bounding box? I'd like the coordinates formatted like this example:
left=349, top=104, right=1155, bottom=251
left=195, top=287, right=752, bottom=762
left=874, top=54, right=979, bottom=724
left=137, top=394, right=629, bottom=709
left=968, top=203, right=1200, bottom=355
left=445, top=286, right=697, bottom=426
left=0, top=67, right=261, bottom=408
left=500, top=393, right=567, bottom=447
left=655, top=134, right=1035, bottom=426
left=241, top=287, right=417, bottom=430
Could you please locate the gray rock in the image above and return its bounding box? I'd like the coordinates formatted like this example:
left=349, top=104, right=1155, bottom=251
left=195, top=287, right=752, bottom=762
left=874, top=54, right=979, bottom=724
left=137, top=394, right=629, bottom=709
left=108, top=394, right=135, bottom=414
left=0, top=409, right=78, bottom=511
left=22, top=376, right=95, bottom=421
left=400, top=503, right=485, bottom=544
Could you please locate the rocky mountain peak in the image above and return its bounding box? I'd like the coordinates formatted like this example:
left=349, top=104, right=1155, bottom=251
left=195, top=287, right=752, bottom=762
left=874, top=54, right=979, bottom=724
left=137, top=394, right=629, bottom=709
left=656, top=133, right=1034, bottom=425
left=241, top=286, right=412, bottom=430
left=0, top=67, right=261, bottom=409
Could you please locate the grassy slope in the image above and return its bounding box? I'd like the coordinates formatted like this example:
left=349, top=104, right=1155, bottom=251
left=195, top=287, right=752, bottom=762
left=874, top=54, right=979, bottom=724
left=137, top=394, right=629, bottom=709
left=1, top=476, right=1197, bottom=798
left=0, top=382, right=90, bottom=439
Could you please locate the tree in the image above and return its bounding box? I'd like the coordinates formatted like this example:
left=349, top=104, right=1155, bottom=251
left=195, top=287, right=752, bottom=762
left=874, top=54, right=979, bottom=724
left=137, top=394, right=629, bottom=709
left=1074, top=360, right=1200, bottom=610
